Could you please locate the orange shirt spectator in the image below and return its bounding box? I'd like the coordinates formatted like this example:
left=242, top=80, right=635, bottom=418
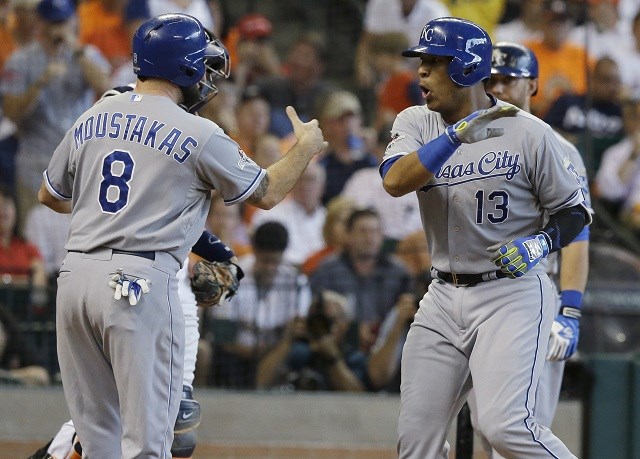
left=525, top=39, right=592, bottom=117
left=77, top=0, right=131, bottom=68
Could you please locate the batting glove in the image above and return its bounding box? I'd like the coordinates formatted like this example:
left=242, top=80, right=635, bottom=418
left=445, top=104, right=518, bottom=145
left=547, top=291, right=582, bottom=361
left=489, top=233, right=550, bottom=278
left=108, top=270, right=151, bottom=306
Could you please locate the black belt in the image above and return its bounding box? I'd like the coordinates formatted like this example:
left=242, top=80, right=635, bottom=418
left=70, top=249, right=156, bottom=261
left=432, top=268, right=506, bottom=287
left=112, top=249, right=155, bottom=261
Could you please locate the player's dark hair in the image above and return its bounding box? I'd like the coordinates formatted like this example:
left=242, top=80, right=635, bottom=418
left=252, top=221, right=288, bottom=252
left=345, top=207, right=379, bottom=231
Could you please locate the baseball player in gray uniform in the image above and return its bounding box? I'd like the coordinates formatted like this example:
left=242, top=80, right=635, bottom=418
left=380, top=18, right=590, bottom=458
left=37, top=13, right=326, bottom=458
left=465, top=42, right=592, bottom=459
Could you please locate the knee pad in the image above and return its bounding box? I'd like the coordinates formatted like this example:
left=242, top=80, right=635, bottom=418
left=174, top=385, right=201, bottom=434
left=171, top=430, right=197, bottom=458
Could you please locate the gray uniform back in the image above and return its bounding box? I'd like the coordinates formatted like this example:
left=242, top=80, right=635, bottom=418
left=382, top=101, right=587, bottom=275
left=44, top=92, right=264, bottom=263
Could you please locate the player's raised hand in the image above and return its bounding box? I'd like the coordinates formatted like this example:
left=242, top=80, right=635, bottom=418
left=286, top=105, right=328, bottom=155
left=445, top=104, right=519, bottom=145
left=488, top=232, right=550, bottom=278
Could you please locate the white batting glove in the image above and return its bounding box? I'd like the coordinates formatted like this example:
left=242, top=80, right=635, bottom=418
left=445, top=104, right=519, bottom=145
left=108, top=270, right=151, bottom=306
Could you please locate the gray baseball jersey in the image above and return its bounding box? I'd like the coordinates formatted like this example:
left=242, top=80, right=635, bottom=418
left=382, top=102, right=587, bottom=275
left=387, top=100, right=585, bottom=459
left=46, top=91, right=264, bottom=457
left=44, top=92, right=265, bottom=264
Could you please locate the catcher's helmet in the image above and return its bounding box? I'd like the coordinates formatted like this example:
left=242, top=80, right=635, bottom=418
left=491, top=42, right=539, bottom=79
left=132, top=13, right=230, bottom=112
left=402, top=17, right=492, bottom=87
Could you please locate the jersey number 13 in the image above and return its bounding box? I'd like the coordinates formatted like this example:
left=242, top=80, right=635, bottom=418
left=475, top=190, right=509, bottom=224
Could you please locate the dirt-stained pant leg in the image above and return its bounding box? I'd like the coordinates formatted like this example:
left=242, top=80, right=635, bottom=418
left=57, top=250, right=184, bottom=459
left=398, top=281, right=473, bottom=459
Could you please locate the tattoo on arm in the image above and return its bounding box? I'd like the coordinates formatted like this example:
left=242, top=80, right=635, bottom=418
left=247, top=173, right=269, bottom=205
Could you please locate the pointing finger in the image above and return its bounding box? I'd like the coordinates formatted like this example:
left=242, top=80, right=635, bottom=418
left=286, top=106, right=302, bottom=129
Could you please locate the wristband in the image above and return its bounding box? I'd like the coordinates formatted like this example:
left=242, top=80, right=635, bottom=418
left=416, top=133, right=459, bottom=173
left=560, top=290, right=583, bottom=308
left=191, top=230, right=234, bottom=262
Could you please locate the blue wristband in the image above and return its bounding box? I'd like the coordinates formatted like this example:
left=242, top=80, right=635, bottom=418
left=560, top=290, right=583, bottom=308
left=416, top=133, right=459, bottom=173
left=191, top=230, right=235, bottom=262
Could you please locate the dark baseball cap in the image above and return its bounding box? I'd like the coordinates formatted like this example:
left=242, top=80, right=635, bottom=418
left=37, top=0, right=75, bottom=22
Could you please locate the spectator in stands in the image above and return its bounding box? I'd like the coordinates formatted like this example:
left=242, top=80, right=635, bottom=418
left=252, top=161, right=327, bottom=267
left=0, top=0, right=39, bottom=195
left=354, top=0, right=449, bottom=90
left=302, top=196, right=357, bottom=276
left=147, top=0, right=222, bottom=35
left=610, top=8, right=640, bottom=95
left=544, top=55, right=624, bottom=173
left=0, top=304, right=50, bottom=385
left=201, top=78, right=239, bottom=133
left=257, top=290, right=369, bottom=392
left=309, top=208, right=414, bottom=354
left=342, top=123, right=423, bottom=247
left=0, top=186, right=48, bottom=316
left=0, top=186, right=46, bottom=288
left=594, top=94, right=640, bottom=224
left=9, top=0, right=40, bottom=48
left=568, top=0, right=633, bottom=62
left=227, top=13, right=280, bottom=91
left=318, top=90, right=378, bottom=205
left=367, top=292, right=416, bottom=392
left=494, top=0, right=544, bottom=43
left=1, top=0, right=110, bottom=228
left=24, top=203, right=70, bottom=280
left=368, top=32, right=423, bottom=131
left=440, top=0, right=506, bottom=36
left=208, top=221, right=312, bottom=388
left=205, top=192, right=252, bottom=259
left=525, top=0, right=593, bottom=117
left=229, top=85, right=271, bottom=159
left=256, top=32, right=335, bottom=138
left=77, top=0, right=146, bottom=71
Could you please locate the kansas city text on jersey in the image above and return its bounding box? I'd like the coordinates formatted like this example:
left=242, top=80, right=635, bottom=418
left=73, top=112, right=198, bottom=164
left=436, top=150, right=521, bottom=180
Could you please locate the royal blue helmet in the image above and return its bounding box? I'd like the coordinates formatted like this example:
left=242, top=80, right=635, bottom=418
left=132, top=13, right=230, bottom=112
left=491, top=42, right=539, bottom=79
left=402, top=17, right=492, bottom=87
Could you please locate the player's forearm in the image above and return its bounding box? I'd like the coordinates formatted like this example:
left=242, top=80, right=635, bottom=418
left=253, top=142, right=318, bottom=209
left=38, top=182, right=72, bottom=214
left=559, top=240, right=589, bottom=293
left=383, top=153, right=435, bottom=197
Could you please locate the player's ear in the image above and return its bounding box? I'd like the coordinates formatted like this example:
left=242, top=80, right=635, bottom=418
left=528, top=78, right=538, bottom=98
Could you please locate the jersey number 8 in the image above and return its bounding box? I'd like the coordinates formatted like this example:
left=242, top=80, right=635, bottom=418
left=99, top=150, right=135, bottom=214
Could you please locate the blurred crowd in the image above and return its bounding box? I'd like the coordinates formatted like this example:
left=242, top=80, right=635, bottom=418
left=1, top=0, right=640, bottom=390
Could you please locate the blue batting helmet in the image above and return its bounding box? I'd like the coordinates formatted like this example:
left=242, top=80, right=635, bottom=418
left=132, top=14, right=230, bottom=111
left=402, top=17, right=492, bottom=87
left=491, top=42, right=539, bottom=79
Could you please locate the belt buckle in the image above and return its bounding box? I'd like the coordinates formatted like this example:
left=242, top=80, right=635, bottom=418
left=451, top=273, right=459, bottom=285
